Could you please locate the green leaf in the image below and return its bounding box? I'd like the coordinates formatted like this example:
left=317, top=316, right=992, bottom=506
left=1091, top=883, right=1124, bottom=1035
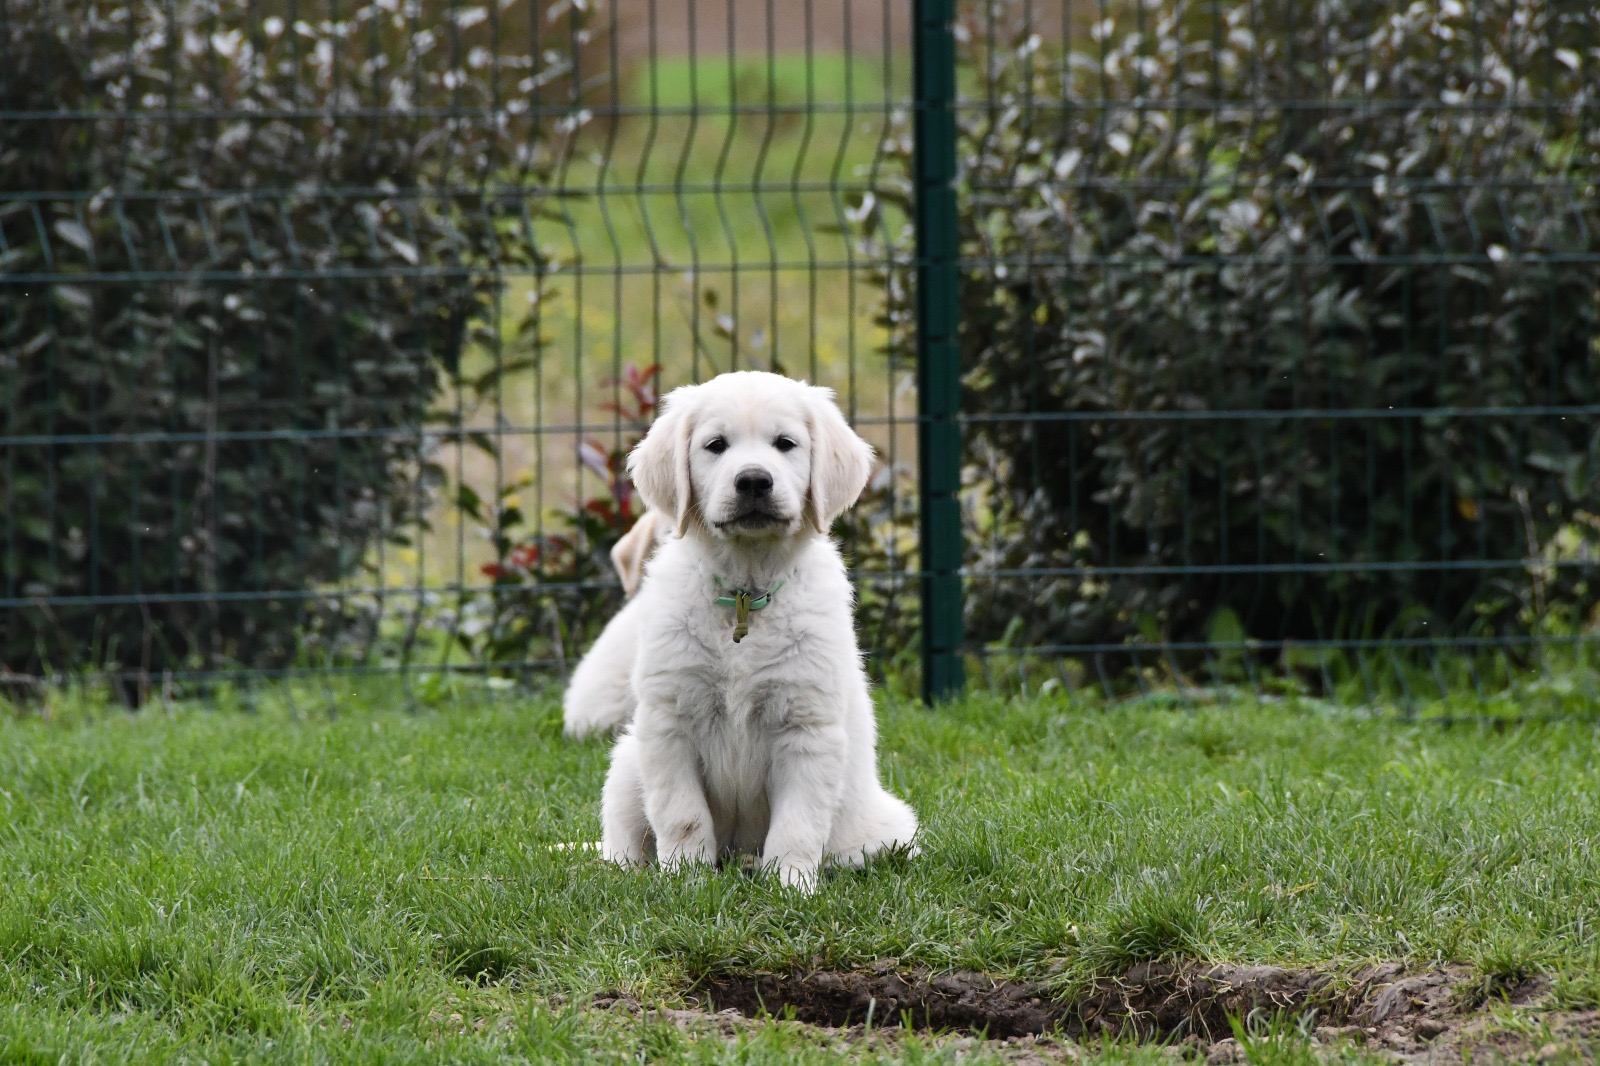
left=455, top=484, right=485, bottom=521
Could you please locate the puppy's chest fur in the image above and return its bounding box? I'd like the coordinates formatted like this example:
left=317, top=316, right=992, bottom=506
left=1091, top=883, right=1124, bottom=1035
left=653, top=552, right=834, bottom=700
left=670, top=597, right=815, bottom=726
left=647, top=570, right=843, bottom=846
left=666, top=627, right=815, bottom=852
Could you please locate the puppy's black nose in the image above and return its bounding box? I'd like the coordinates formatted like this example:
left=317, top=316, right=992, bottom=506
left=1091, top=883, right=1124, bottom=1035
left=734, top=467, right=773, bottom=497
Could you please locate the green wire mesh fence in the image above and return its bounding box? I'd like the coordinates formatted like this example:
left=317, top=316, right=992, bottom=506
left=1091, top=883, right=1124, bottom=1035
left=942, top=0, right=1600, bottom=706
left=1, top=0, right=1597, bottom=709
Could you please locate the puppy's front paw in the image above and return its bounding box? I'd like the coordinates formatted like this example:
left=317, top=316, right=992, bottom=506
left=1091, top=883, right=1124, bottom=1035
left=658, top=826, right=715, bottom=872
left=601, top=841, right=647, bottom=867
left=777, top=861, right=819, bottom=894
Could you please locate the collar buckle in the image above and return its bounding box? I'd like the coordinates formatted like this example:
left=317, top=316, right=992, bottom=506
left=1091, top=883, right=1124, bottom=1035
left=712, top=578, right=785, bottom=643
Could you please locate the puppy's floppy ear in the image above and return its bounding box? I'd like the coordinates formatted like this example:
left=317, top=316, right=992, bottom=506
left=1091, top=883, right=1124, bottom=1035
left=609, top=508, right=662, bottom=597
left=804, top=385, right=876, bottom=534
left=627, top=385, right=698, bottom=537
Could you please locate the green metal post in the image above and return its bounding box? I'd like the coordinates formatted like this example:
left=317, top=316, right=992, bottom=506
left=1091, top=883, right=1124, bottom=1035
left=912, top=0, right=965, bottom=702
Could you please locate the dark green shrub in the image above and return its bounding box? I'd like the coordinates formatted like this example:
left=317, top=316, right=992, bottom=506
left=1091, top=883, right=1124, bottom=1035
left=0, top=0, right=583, bottom=697
left=870, top=0, right=1600, bottom=669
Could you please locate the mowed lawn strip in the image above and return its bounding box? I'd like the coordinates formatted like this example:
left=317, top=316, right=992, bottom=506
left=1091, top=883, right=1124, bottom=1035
left=1, top=684, right=1597, bottom=1062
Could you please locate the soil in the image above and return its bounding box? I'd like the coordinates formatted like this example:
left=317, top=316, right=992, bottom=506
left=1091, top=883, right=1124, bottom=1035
left=600, top=960, right=1600, bottom=1062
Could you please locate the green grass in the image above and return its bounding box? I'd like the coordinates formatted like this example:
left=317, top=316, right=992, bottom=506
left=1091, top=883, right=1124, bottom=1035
left=3, top=682, right=1599, bottom=1062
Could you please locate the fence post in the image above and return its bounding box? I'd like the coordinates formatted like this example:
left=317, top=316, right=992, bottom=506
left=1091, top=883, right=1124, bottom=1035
left=912, top=0, right=965, bottom=702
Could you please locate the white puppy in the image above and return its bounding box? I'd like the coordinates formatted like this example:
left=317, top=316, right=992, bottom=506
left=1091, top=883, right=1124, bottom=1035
left=561, top=509, right=663, bottom=739
left=610, top=507, right=664, bottom=599
left=600, top=371, right=918, bottom=891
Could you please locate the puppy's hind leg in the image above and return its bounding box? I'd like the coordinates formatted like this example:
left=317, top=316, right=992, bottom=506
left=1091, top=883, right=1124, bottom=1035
left=600, top=732, right=654, bottom=866
left=563, top=596, right=644, bottom=739
left=827, top=786, right=919, bottom=869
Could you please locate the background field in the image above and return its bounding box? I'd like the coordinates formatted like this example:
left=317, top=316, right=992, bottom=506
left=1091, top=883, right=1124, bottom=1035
left=10, top=0, right=1595, bottom=701
left=424, top=48, right=920, bottom=586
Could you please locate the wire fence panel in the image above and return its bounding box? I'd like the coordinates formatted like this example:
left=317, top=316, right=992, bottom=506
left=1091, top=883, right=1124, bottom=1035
left=935, top=0, right=1600, bottom=708
left=0, top=0, right=922, bottom=703
left=2, top=0, right=1598, bottom=710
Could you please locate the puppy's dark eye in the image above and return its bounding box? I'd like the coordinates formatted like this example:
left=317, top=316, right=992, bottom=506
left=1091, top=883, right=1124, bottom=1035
left=705, top=437, right=728, bottom=455
left=773, top=436, right=797, bottom=453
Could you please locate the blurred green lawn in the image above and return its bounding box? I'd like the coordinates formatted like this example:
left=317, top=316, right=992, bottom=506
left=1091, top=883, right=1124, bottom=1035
left=411, top=52, right=917, bottom=587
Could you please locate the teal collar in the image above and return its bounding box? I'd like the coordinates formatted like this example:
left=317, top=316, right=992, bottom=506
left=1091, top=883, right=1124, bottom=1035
left=712, top=577, right=785, bottom=643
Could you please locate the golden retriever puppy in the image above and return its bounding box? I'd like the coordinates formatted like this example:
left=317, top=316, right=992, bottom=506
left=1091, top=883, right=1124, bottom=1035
left=561, top=509, right=664, bottom=738
left=599, top=372, right=918, bottom=891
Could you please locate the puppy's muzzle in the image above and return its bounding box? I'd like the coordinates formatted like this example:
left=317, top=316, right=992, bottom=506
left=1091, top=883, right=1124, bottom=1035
left=719, top=465, right=787, bottom=529
left=734, top=466, right=773, bottom=499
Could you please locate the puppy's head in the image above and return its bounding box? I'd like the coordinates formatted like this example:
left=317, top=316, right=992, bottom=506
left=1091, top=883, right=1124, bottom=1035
left=626, top=372, right=874, bottom=543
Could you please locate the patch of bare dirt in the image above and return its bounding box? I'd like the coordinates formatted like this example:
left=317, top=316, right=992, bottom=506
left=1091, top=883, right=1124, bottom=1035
left=651, top=960, right=1597, bottom=1062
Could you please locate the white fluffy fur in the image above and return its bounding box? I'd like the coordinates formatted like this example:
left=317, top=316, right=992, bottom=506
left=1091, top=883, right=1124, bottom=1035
left=610, top=508, right=664, bottom=598
left=597, top=371, right=918, bottom=891
left=561, top=509, right=663, bottom=739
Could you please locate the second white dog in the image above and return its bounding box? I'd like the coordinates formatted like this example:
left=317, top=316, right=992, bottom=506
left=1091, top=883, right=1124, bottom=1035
left=599, top=371, right=918, bottom=891
left=560, top=508, right=663, bottom=739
